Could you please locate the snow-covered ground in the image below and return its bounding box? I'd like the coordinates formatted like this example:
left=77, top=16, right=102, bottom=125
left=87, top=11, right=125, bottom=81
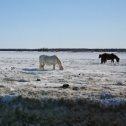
left=0, top=51, right=126, bottom=105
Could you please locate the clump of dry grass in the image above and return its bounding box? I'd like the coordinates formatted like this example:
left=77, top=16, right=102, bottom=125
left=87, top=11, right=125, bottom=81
left=0, top=96, right=126, bottom=126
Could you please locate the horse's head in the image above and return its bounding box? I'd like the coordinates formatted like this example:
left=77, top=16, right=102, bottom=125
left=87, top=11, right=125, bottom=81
left=59, top=65, right=63, bottom=70
left=99, top=54, right=102, bottom=58
left=116, top=57, right=120, bottom=62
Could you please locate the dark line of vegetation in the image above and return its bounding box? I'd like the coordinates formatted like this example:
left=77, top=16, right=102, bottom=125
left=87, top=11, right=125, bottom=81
left=0, top=48, right=126, bottom=52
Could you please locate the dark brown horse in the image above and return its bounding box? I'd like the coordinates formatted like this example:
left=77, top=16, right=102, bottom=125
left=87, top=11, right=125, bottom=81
left=99, top=53, right=120, bottom=64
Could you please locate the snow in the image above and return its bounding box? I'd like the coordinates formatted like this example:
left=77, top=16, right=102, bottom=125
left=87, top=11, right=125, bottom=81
left=0, top=94, right=17, bottom=103
left=0, top=51, right=126, bottom=106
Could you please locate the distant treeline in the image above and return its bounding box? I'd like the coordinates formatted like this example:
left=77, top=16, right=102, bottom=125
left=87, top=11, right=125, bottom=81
left=0, top=48, right=126, bottom=52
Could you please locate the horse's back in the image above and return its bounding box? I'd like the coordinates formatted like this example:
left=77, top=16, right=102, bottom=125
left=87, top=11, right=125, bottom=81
left=39, top=55, right=58, bottom=65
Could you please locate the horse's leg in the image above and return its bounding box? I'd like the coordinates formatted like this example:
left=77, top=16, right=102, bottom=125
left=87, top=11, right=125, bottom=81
left=101, top=58, right=103, bottom=64
left=39, top=64, right=44, bottom=70
left=101, top=58, right=105, bottom=64
left=53, top=64, right=55, bottom=70
left=42, top=65, right=44, bottom=70
left=39, top=64, right=42, bottom=69
left=111, top=59, right=114, bottom=63
left=103, top=59, right=106, bottom=64
left=103, top=58, right=106, bottom=64
left=105, top=60, right=107, bottom=63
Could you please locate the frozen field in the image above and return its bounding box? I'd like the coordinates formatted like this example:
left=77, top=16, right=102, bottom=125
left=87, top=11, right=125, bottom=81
left=0, top=51, right=126, bottom=126
left=0, top=51, right=126, bottom=101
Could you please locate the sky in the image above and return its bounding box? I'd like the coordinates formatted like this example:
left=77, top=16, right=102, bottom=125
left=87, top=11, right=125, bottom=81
left=0, top=0, right=126, bottom=48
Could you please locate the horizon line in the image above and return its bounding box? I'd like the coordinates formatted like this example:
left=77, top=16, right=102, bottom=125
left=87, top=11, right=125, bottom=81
left=0, top=48, right=126, bottom=52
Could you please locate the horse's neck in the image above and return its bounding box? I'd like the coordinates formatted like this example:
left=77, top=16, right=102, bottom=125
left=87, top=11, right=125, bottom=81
left=114, top=55, right=118, bottom=59
left=57, top=59, right=61, bottom=65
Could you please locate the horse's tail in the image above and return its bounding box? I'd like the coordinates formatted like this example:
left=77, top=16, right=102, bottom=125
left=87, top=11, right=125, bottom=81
left=56, top=56, right=63, bottom=70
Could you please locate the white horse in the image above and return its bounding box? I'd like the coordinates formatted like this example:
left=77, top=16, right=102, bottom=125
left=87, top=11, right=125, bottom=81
left=39, top=55, right=63, bottom=70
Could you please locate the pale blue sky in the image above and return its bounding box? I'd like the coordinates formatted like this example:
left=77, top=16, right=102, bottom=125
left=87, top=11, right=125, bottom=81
left=0, top=0, right=126, bottom=48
